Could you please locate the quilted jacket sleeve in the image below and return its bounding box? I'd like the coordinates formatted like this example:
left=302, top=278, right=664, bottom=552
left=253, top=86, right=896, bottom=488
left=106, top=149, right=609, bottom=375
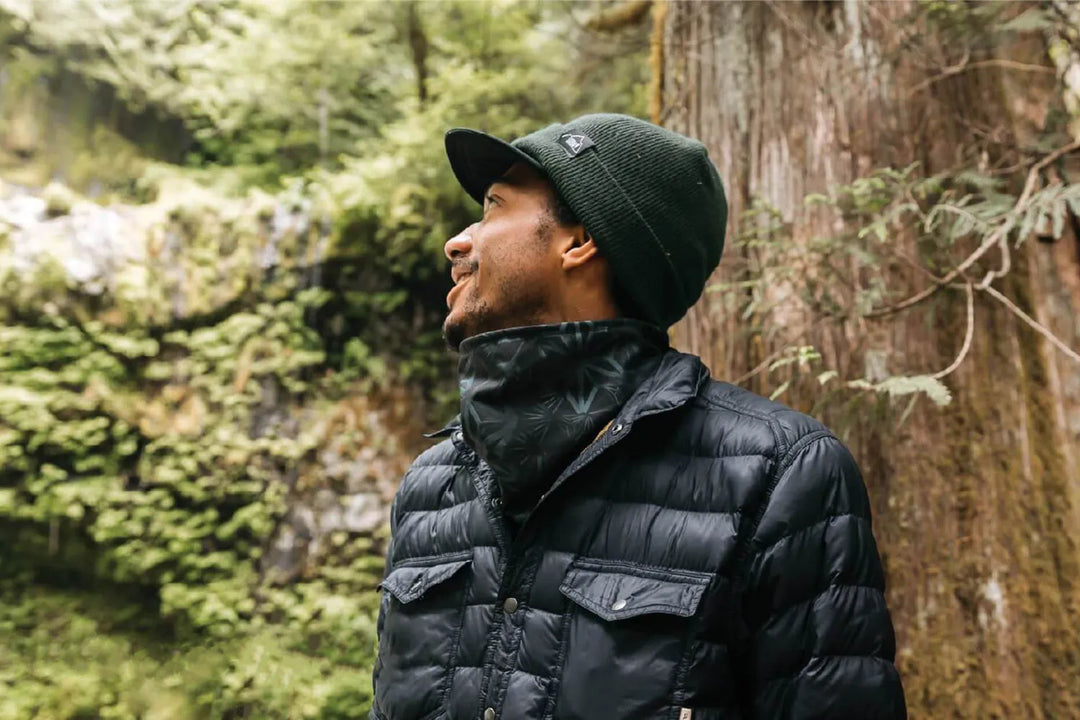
left=371, top=494, right=398, bottom=713
left=737, top=432, right=906, bottom=719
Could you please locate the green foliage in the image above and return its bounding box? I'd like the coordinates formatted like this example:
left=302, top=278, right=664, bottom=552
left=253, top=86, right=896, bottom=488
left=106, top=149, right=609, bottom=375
left=920, top=1, right=1055, bottom=48
left=0, top=282, right=323, bottom=632
left=0, top=177, right=399, bottom=719
left=1, top=0, right=651, bottom=404
left=0, top=577, right=377, bottom=720
left=0, top=0, right=402, bottom=171
left=842, top=374, right=953, bottom=407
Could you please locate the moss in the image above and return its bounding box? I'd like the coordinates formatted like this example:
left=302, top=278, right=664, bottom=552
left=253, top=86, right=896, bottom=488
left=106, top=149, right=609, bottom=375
left=1005, top=261, right=1080, bottom=716
left=42, top=181, right=76, bottom=217
left=0, top=577, right=377, bottom=720
left=847, top=252, right=1080, bottom=719
left=0, top=178, right=419, bottom=719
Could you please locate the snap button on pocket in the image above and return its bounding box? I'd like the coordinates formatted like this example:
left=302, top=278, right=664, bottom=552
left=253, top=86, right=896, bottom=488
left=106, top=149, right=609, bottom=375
left=560, top=560, right=711, bottom=621
left=503, top=597, right=519, bottom=614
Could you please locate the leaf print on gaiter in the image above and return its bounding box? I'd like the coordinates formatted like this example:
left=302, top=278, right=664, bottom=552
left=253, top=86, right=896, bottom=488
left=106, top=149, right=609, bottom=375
left=456, top=319, right=667, bottom=525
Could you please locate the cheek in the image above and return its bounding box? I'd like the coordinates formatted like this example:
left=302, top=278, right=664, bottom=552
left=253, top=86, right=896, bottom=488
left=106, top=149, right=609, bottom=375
left=472, top=220, right=550, bottom=299
left=486, top=235, right=544, bottom=282
left=473, top=241, right=503, bottom=297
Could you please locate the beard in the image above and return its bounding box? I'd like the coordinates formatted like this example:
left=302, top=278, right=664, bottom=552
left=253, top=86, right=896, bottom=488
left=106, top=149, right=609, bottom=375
left=442, top=275, right=548, bottom=351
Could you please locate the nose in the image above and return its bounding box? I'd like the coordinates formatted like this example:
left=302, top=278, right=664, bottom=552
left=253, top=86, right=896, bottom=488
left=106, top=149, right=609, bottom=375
left=444, top=224, right=477, bottom=261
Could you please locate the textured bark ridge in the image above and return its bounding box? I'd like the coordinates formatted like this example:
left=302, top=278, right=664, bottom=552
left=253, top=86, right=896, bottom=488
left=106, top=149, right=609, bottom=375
left=658, top=2, right=1080, bottom=716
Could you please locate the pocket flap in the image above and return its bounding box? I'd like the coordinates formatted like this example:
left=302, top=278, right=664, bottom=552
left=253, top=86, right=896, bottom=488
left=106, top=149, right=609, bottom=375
left=380, top=555, right=471, bottom=604
left=559, top=559, right=712, bottom=621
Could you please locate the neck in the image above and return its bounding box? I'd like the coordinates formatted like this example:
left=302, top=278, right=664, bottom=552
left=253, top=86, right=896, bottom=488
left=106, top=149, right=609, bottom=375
left=551, top=293, right=621, bottom=324
left=457, top=318, right=668, bottom=527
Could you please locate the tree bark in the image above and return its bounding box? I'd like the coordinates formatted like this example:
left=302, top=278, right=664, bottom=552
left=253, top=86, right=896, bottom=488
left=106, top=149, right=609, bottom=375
left=659, top=2, right=1080, bottom=716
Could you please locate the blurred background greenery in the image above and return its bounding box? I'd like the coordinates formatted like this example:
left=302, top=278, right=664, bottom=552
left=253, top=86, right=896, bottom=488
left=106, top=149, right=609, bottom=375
left=0, top=1, right=650, bottom=717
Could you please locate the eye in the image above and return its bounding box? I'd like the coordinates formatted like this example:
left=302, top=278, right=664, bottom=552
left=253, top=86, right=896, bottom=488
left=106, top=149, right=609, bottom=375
left=483, top=193, right=498, bottom=212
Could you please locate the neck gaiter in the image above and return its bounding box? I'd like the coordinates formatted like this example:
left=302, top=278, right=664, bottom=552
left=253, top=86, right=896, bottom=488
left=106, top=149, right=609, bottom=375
left=457, top=319, right=667, bottom=527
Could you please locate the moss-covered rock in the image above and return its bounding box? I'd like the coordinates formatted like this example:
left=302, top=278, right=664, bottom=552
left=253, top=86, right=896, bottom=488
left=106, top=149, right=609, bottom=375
left=0, top=179, right=427, bottom=718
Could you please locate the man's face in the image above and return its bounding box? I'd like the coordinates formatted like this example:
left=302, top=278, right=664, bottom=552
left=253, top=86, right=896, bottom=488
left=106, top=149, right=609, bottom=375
left=442, top=162, right=564, bottom=350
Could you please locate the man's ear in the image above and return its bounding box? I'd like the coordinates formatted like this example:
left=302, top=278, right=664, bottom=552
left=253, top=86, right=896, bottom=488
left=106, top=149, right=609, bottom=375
left=561, top=229, right=601, bottom=271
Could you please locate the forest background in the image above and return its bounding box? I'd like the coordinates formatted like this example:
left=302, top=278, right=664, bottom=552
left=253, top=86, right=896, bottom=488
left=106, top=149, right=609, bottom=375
left=2, top=1, right=1080, bottom=719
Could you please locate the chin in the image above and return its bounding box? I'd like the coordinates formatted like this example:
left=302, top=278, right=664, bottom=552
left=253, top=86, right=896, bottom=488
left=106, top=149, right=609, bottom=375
left=442, top=312, right=469, bottom=351
left=443, top=303, right=502, bottom=351
left=443, top=297, right=544, bottom=351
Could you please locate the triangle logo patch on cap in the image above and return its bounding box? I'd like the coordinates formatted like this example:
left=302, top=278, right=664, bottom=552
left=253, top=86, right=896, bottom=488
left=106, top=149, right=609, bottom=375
left=556, top=131, right=596, bottom=158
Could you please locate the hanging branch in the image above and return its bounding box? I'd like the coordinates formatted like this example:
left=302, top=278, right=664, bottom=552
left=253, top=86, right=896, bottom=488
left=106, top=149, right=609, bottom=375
left=980, top=284, right=1080, bottom=364
left=907, top=54, right=1055, bottom=96
left=932, top=282, right=975, bottom=380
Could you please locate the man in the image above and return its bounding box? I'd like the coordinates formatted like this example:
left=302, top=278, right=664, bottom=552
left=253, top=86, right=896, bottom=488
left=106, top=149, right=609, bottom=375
left=371, top=113, right=906, bottom=720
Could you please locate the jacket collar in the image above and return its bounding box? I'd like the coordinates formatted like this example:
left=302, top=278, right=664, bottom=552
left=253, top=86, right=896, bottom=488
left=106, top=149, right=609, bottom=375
left=617, top=348, right=710, bottom=425
left=451, top=320, right=669, bottom=525
left=425, top=347, right=709, bottom=441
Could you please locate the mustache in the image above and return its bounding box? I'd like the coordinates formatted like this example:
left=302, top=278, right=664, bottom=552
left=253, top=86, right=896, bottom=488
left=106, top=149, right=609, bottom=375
left=453, top=259, right=479, bottom=276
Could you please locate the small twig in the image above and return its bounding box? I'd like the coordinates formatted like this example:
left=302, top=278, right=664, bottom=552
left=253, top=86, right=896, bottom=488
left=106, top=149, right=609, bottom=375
left=908, top=56, right=1054, bottom=96
left=865, top=224, right=999, bottom=317
left=734, top=328, right=806, bottom=385
left=735, top=346, right=788, bottom=386
left=965, top=59, right=1057, bottom=74
left=865, top=139, right=1080, bottom=319
left=923, top=201, right=987, bottom=234
left=980, top=284, right=1080, bottom=364
left=977, top=230, right=1011, bottom=289
left=907, top=49, right=970, bottom=95
left=764, top=0, right=815, bottom=45
left=932, top=282, right=975, bottom=380
left=1017, top=141, right=1079, bottom=208
left=886, top=245, right=944, bottom=283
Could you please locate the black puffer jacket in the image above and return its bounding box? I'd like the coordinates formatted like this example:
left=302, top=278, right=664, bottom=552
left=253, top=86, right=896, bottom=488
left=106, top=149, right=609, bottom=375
left=372, top=347, right=905, bottom=719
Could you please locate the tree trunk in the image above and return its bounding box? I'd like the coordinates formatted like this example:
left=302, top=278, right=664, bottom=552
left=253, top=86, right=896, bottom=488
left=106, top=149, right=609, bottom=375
left=658, top=2, right=1080, bottom=717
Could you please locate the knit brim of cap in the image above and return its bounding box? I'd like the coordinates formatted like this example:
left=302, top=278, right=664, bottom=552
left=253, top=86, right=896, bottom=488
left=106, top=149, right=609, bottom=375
left=445, top=128, right=545, bottom=205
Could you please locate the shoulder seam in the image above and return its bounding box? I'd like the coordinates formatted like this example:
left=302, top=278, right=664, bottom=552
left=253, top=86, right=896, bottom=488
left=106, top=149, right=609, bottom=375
left=695, top=392, right=789, bottom=457
left=731, top=429, right=834, bottom=580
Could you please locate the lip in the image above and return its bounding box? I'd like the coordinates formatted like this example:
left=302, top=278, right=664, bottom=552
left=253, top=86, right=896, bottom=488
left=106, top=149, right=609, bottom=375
left=447, top=274, right=472, bottom=309
left=451, top=265, right=472, bottom=285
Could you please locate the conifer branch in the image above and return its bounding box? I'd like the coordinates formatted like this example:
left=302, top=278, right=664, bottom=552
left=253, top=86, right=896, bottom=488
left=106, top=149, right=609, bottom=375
left=865, top=139, right=1080, bottom=319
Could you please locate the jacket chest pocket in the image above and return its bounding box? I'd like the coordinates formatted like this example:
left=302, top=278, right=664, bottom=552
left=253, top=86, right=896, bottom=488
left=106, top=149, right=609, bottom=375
left=554, top=558, right=712, bottom=720
left=559, top=559, right=710, bottom=621
left=375, top=552, right=473, bottom=720
left=381, top=553, right=472, bottom=607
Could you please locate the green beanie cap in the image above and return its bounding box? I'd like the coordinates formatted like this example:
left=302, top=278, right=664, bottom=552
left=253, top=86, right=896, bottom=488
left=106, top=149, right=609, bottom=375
left=445, top=113, right=727, bottom=329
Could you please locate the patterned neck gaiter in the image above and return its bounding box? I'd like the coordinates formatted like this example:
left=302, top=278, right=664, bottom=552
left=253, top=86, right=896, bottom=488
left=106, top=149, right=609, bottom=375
left=457, top=319, right=668, bottom=527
